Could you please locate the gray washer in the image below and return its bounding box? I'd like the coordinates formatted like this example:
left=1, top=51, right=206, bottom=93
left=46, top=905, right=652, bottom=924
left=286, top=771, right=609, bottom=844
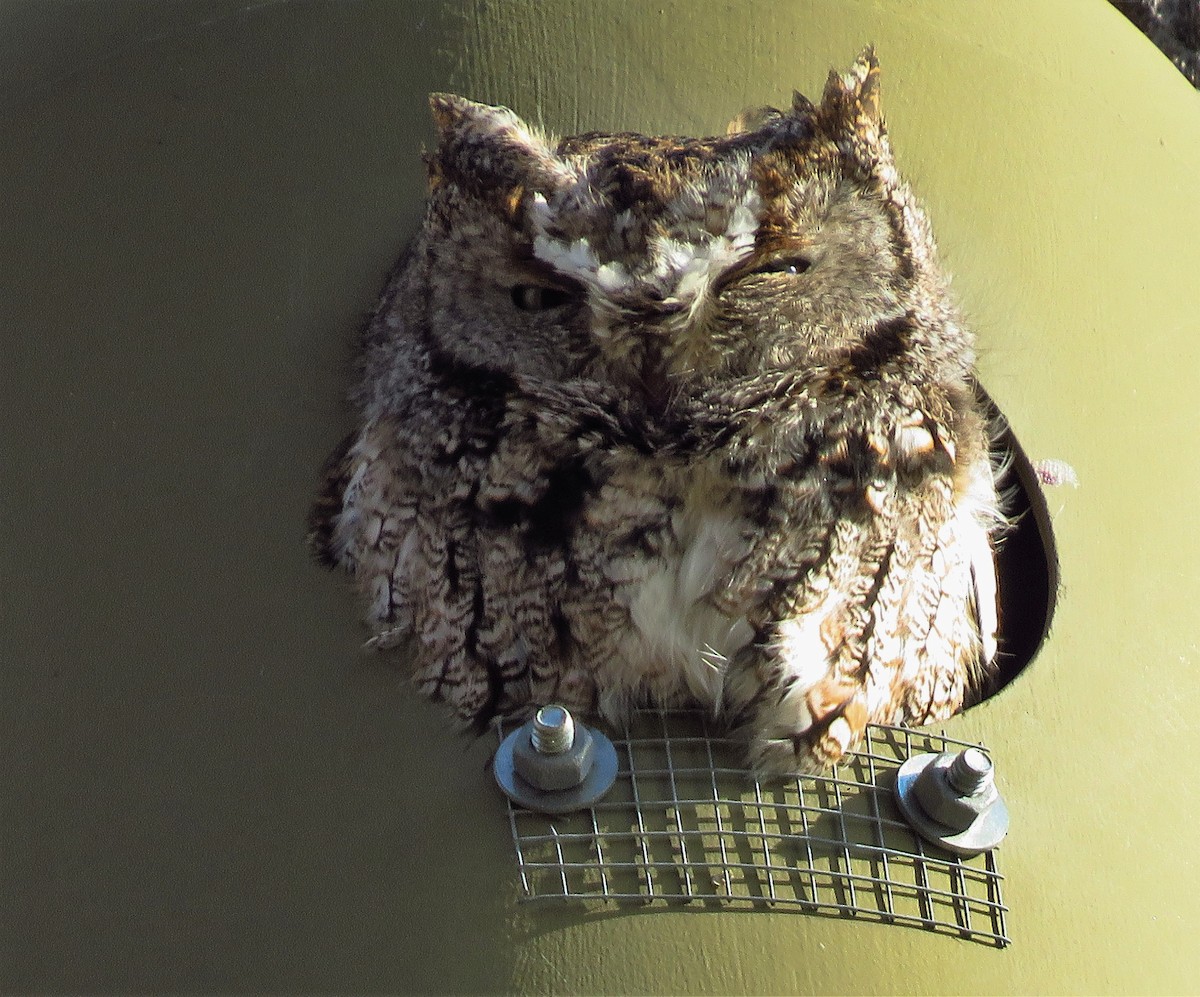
left=494, top=723, right=619, bottom=815
left=894, top=752, right=1010, bottom=857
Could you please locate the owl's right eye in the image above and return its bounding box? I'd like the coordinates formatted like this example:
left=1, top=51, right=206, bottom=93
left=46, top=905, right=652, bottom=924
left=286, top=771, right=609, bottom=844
left=750, top=256, right=811, bottom=276
left=511, top=284, right=574, bottom=312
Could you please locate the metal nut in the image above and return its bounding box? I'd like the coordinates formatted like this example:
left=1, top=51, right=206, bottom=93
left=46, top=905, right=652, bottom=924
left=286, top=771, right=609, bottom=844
left=913, top=749, right=999, bottom=831
left=513, top=718, right=596, bottom=791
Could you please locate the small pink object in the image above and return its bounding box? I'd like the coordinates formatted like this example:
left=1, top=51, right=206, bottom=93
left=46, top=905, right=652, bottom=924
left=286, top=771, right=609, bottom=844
left=1033, top=459, right=1079, bottom=488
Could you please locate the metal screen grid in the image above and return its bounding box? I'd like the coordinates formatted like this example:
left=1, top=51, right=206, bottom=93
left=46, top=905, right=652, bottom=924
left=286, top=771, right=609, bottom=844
left=498, top=708, right=1009, bottom=948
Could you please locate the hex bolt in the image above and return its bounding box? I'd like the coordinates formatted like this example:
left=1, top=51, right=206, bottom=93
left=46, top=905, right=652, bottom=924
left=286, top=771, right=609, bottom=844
left=531, top=705, right=574, bottom=754
left=947, top=747, right=993, bottom=796
left=513, top=707, right=594, bottom=792
left=494, top=704, right=619, bottom=815
left=894, top=747, right=1010, bottom=857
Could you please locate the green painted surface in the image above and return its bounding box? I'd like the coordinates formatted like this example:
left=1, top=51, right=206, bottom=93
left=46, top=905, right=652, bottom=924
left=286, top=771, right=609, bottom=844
left=3, top=1, right=1199, bottom=992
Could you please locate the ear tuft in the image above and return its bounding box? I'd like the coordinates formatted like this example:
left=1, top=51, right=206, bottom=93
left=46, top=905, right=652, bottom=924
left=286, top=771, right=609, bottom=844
left=428, top=93, right=541, bottom=146
left=820, top=46, right=883, bottom=132
left=424, top=93, right=569, bottom=201
left=790, top=90, right=816, bottom=117
left=428, top=92, right=473, bottom=136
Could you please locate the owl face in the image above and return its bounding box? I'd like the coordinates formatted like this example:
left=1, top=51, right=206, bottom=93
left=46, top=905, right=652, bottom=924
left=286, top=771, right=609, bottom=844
left=408, top=49, right=958, bottom=409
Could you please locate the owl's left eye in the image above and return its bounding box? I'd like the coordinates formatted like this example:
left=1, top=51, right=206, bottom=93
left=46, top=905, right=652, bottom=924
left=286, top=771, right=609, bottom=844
left=511, top=284, right=574, bottom=312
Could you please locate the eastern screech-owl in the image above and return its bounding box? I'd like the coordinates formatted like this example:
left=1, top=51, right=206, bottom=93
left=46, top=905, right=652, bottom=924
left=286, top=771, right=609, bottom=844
left=311, top=50, right=1001, bottom=775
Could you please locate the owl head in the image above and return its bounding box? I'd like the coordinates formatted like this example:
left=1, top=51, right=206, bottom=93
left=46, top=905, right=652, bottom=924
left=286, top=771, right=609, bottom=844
left=365, top=49, right=973, bottom=436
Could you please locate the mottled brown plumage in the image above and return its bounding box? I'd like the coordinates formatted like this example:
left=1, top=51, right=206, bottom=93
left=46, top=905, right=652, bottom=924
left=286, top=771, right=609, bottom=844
left=311, top=50, right=1001, bottom=774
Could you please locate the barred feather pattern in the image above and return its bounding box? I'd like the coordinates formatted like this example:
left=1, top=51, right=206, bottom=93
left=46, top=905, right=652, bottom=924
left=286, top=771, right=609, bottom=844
left=311, top=49, right=1001, bottom=774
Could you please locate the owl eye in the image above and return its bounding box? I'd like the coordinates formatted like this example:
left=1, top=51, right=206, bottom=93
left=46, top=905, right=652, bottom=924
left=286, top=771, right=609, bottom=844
left=752, top=256, right=811, bottom=276
left=511, top=283, right=574, bottom=312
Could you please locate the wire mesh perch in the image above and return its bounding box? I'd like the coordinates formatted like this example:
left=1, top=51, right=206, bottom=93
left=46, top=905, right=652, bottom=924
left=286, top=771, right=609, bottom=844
left=496, top=707, right=1009, bottom=948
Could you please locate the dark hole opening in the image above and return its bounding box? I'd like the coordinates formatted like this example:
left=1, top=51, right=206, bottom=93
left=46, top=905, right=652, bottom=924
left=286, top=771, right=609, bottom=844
left=967, top=391, right=1060, bottom=706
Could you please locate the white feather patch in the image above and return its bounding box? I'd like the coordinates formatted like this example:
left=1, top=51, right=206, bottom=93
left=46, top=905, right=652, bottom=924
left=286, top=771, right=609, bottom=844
left=530, top=186, right=762, bottom=306
left=621, top=503, right=755, bottom=705
left=771, top=608, right=838, bottom=714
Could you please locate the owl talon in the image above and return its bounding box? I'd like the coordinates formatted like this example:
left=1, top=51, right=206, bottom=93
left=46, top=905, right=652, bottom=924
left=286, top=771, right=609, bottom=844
left=739, top=667, right=872, bottom=776
left=796, top=682, right=868, bottom=770
left=363, top=626, right=411, bottom=652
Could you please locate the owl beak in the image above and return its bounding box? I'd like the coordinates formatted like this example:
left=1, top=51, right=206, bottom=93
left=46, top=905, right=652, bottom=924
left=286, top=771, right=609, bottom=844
left=610, top=283, right=689, bottom=317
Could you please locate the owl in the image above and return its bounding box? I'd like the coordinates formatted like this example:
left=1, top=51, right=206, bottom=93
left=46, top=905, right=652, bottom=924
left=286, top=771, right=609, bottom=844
left=310, top=50, right=1001, bottom=775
